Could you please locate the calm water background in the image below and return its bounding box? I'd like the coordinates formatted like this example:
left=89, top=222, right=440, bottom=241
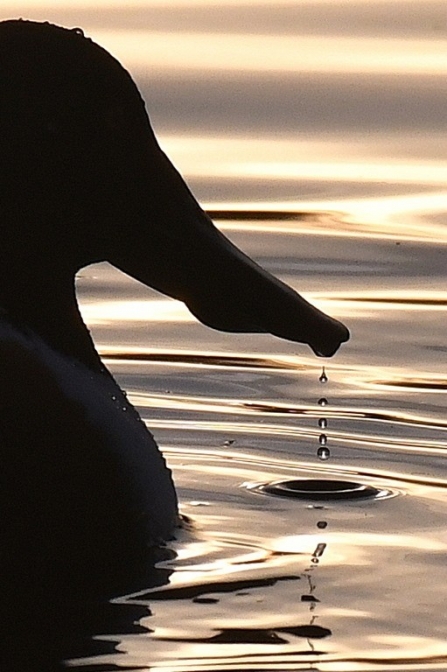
left=1, top=1, right=447, bottom=670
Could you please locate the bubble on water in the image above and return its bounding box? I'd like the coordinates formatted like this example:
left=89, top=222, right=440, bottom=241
left=317, top=446, right=330, bottom=461
left=319, top=433, right=327, bottom=446
left=318, top=417, right=327, bottom=429
left=319, top=367, right=328, bottom=384
left=318, top=398, right=328, bottom=407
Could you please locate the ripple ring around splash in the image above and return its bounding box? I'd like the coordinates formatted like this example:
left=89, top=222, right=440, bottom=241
left=258, top=479, right=395, bottom=501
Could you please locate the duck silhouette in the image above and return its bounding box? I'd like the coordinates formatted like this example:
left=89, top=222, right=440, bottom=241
left=0, top=20, right=349, bottom=594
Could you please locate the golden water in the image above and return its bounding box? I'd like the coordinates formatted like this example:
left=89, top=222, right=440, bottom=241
left=1, top=1, right=446, bottom=669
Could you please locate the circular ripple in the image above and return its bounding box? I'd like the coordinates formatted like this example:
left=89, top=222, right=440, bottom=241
left=260, top=478, right=393, bottom=501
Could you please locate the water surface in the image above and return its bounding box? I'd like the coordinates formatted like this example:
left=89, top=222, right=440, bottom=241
left=1, top=1, right=446, bottom=670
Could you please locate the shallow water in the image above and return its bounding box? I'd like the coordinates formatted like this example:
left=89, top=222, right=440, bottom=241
left=2, top=0, right=447, bottom=670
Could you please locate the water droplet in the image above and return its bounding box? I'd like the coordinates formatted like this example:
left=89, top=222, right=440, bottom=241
left=319, top=367, right=328, bottom=384
left=313, top=542, right=327, bottom=558
left=317, top=446, right=330, bottom=461
left=311, top=557, right=319, bottom=564
left=319, top=434, right=327, bottom=446
left=318, top=418, right=327, bottom=429
left=317, top=521, right=328, bottom=529
left=318, top=398, right=328, bottom=407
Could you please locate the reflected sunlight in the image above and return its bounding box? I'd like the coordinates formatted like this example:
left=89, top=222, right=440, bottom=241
left=1, top=0, right=435, bottom=5
left=81, top=298, right=193, bottom=325
left=273, top=531, right=447, bottom=561
left=91, top=30, right=445, bottom=77
left=2, top=5, right=447, bottom=671
left=161, top=135, right=446, bottom=187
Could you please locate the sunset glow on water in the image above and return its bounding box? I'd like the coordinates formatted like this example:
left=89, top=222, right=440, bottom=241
left=1, top=1, right=446, bottom=669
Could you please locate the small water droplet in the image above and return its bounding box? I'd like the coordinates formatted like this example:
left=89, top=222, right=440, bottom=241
left=318, top=418, right=327, bottom=429
left=318, top=398, right=328, bottom=407
left=311, top=557, right=319, bottom=564
left=319, top=367, right=328, bottom=384
left=317, top=521, right=328, bottom=529
left=319, top=434, right=327, bottom=446
left=313, top=542, right=327, bottom=558
left=317, top=446, right=330, bottom=461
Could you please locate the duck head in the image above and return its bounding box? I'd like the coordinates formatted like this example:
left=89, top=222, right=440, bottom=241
left=0, top=20, right=349, bottom=367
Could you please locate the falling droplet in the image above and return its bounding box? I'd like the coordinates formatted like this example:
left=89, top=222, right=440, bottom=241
left=317, top=446, right=330, bottom=461
left=319, top=367, right=328, bottom=384
left=318, top=398, right=328, bottom=407
left=319, top=434, right=327, bottom=446
left=313, top=542, right=327, bottom=558
left=318, top=418, right=327, bottom=429
left=317, top=521, right=328, bottom=529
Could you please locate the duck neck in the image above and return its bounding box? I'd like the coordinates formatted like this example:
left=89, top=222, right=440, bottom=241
left=0, top=265, right=105, bottom=374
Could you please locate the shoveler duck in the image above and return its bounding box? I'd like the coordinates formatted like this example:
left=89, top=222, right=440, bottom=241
left=0, top=20, right=348, bottom=594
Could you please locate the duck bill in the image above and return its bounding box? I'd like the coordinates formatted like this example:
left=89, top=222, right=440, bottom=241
left=112, top=150, right=349, bottom=357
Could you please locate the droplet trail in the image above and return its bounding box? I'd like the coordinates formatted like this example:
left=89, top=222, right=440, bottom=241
left=319, top=368, right=328, bottom=384
left=313, top=542, right=327, bottom=558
